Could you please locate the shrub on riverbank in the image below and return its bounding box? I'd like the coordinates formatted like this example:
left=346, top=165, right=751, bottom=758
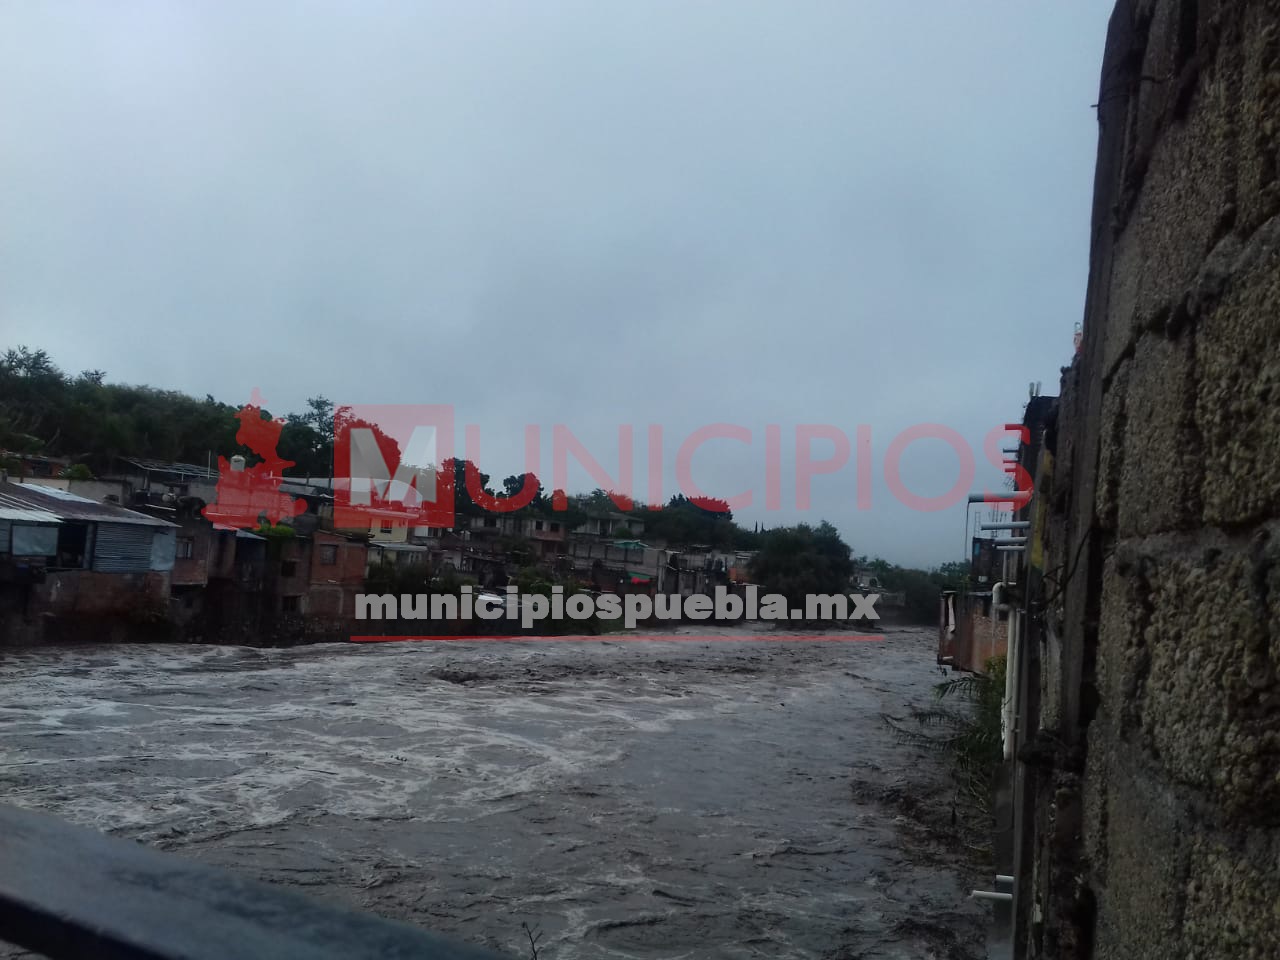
left=886, top=655, right=1007, bottom=805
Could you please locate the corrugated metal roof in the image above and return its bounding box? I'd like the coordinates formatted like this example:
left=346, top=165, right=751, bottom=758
left=278, top=482, right=334, bottom=499
left=0, top=492, right=62, bottom=524
left=120, top=458, right=219, bottom=481
left=0, top=483, right=177, bottom=527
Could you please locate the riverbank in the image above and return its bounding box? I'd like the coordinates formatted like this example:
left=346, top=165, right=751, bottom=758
left=1, top=626, right=986, bottom=958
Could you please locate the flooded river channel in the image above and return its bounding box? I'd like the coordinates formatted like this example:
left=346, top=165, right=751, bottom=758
left=1, top=627, right=986, bottom=959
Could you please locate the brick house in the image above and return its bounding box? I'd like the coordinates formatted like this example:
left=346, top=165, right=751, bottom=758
left=307, top=530, right=367, bottom=618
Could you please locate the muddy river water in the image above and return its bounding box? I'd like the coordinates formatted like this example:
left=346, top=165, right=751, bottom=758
left=1, top=627, right=986, bottom=959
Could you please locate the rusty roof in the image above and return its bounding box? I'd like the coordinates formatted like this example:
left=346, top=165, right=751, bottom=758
left=0, top=483, right=177, bottom=527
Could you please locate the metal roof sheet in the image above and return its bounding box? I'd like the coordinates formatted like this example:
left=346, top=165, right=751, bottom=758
left=120, top=458, right=219, bottom=481
left=0, top=494, right=62, bottom=524
left=0, top=484, right=178, bottom=527
left=369, top=542, right=430, bottom=553
left=278, top=482, right=334, bottom=499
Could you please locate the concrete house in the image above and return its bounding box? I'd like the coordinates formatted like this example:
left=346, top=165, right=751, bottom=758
left=573, top=510, right=644, bottom=539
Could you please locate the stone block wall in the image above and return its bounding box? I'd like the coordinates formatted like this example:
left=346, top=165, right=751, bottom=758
left=1024, top=1, right=1280, bottom=956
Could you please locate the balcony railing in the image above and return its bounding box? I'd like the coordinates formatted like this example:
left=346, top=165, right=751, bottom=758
left=0, top=804, right=511, bottom=960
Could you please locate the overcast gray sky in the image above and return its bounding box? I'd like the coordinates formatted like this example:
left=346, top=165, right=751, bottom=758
left=1, top=1, right=1113, bottom=566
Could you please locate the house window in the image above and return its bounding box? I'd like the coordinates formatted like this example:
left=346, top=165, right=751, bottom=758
left=380, top=520, right=393, bottom=533
left=176, top=537, right=195, bottom=559
left=319, top=544, right=338, bottom=565
left=535, top=520, right=545, bottom=531
left=282, top=595, right=301, bottom=613
left=483, top=517, right=498, bottom=528
left=550, top=522, right=560, bottom=533
left=281, top=560, right=298, bottom=577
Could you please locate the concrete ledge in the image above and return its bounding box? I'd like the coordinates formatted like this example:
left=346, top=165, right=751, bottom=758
left=0, top=804, right=511, bottom=960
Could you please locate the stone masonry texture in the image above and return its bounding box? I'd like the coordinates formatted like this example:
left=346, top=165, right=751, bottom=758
left=1027, top=1, right=1280, bottom=957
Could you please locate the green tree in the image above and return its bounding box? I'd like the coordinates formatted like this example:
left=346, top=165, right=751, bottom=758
left=549, top=488, right=588, bottom=531
left=856, top=557, right=970, bottom=623
left=499, top=472, right=547, bottom=514
left=749, top=522, right=854, bottom=605
left=444, top=458, right=494, bottom=516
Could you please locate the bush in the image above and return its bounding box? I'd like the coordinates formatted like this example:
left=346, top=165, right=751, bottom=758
left=860, top=558, right=969, bottom=623
left=365, top=559, right=431, bottom=595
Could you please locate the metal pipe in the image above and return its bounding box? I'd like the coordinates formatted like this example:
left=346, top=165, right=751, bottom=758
left=996, top=545, right=1026, bottom=552
left=1002, top=610, right=1019, bottom=760
left=991, top=538, right=1027, bottom=545
left=963, top=501, right=974, bottom=566
left=1013, top=611, right=1022, bottom=753
left=967, top=491, right=1031, bottom=504
left=971, top=890, right=1014, bottom=902
left=980, top=521, right=1030, bottom=531
left=996, top=875, right=1015, bottom=884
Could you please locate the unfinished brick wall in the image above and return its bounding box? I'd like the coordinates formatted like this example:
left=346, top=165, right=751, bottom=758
left=1027, top=0, right=1280, bottom=956
left=941, top=593, right=1010, bottom=674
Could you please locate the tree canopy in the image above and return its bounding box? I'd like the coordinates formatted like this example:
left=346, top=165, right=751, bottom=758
left=749, top=521, right=854, bottom=604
